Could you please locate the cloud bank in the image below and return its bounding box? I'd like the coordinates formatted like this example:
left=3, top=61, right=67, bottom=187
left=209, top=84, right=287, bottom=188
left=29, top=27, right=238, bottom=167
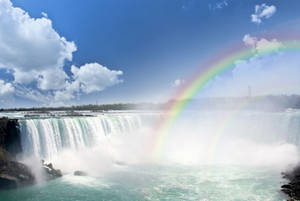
left=0, top=80, right=14, bottom=102
left=71, top=63, right=123, bottom=94
left=243, top=34, right=282, bottom=53
left=251, top=3, right=276, bottom=24
left=0, top=0, right=123, bottom=106
left=204, top=35, right=300, bottom=97
left=54, top=63, right=123, bottom=103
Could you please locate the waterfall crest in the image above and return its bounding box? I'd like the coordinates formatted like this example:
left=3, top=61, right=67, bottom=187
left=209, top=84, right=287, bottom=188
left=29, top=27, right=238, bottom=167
left=19, top=113, right=155, bottom=160
left=18, top=111, right=300, bottom=167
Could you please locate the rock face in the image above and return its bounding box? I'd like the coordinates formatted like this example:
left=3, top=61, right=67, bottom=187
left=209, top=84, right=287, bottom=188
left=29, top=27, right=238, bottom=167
left=0, top=118, right=35, bottom=189
left=0, top=118, right=22, bottom=157
left=0, top=148, right=35, bottom=189
left=0, top=117, right=63, bottom=190
left=42, top=161, right=62, bottom=180
left=74, top=170, right=88, bottom=176
left=281, top=165, right=300, bottom=200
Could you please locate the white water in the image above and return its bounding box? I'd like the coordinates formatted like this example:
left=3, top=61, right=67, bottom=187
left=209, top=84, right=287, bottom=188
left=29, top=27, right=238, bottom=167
left=20, top=114, right=149, bottom=159
left=162, top=110, right=300, bottom=169
left=18, top=113, right=158, bottom=175
left=18, top=111, right=300, bottom=170
left=13, top=110, right=300, bottom=200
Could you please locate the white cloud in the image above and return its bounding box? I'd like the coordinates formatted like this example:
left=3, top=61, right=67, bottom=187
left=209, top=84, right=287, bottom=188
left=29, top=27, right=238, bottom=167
left=243, top=34, right=257, bottom=47
left=243, top=34, right=282, bottom=53
left=37, top=68, right=68, bottom=90
left=203, top=36, right=300, bottom=97
left=51, top=63, right=123, bottom=104
left=53, top=89, right=76, bottom=104
left=206, top=53, right=300, bottom=97
left=41, top=12, right=48, bottom=18
left=173, top=79, right=185, bottom=87
left=251, top=3, right=276, bottom=24
left=71, top=63, right=123, bottom=94
left=14, top=84, right=52, bottom=104
left=0, top=0, right=124, bottom=106
left=209, top=0, right=229, bottom=11
left=0, top=0, right=76, bottom=88
left=0, top=80, right=14, bottom=99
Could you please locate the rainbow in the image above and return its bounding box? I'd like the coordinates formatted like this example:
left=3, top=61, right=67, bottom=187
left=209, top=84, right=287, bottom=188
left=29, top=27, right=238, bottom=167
left=151, top=39, right=300, bottom=161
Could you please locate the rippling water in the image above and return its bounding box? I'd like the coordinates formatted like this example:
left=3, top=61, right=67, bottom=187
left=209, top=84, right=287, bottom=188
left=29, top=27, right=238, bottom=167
left=2, top=110, right=299, bottom=200
left=0, top=164, right=288, bottom=201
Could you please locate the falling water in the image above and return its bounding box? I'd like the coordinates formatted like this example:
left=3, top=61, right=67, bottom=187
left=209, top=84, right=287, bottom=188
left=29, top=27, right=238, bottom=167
left=18, top=110, right=300, bottom=163
left=19, top=113, right=156, bottom=160
left=9, top=110, right=300, bottom=201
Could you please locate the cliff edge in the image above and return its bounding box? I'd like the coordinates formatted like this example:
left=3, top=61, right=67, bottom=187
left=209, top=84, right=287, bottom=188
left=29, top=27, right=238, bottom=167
left=282, top=164, right=300, bottom=201
left=0, top=117, right=34, bottom=189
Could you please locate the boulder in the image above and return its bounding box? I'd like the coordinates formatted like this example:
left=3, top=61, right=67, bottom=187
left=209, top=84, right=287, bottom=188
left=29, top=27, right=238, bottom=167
left=0, top=118, right=22, bottom=158
left=282, top=164, right=300, bottom=200
left=0, top=174, right=18, bottom=189
left=74, top=170, right=88, bottom=176
left=0, top=149, right=35, bottom=189
left=0, top=118, right=63, bottom=190
left=0, top=118, right=34, bottom=190
left=42, top=162, right=62, bottom=180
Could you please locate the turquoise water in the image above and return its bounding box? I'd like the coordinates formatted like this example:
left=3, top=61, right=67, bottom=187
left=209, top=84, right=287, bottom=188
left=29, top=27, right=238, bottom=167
left=4, top=111, right=299, bottom=201
left=0, top=164, right=288, bottom=201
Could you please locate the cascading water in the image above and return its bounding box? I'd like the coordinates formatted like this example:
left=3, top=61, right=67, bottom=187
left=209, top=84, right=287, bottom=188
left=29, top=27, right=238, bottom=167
left=19, top=113, right=155, bottom=160
left=6, top=110, right=300, bottom=201
left=18, top=110, right=300, bottom=165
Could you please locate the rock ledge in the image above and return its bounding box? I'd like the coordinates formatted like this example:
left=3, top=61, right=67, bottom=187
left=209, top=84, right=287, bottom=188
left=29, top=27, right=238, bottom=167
left=282, top=165, right=300, bottom=201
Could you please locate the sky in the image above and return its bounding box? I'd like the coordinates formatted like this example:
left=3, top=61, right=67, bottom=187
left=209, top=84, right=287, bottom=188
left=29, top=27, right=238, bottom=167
left=0, top=0, right=300, bottom=108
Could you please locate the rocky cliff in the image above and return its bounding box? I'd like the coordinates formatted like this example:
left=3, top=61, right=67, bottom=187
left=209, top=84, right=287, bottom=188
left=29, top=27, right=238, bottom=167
left=0, top=117, right=63, bottom=189
left=0, top=118, right=22, bottom=157
left=0, top=117, right=35, bottom=189
left=282, top=164, right=300, bottom=201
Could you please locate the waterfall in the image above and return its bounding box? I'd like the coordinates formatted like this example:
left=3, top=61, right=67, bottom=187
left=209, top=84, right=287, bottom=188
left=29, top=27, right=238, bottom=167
left=18, top=111, right=300, bottom=164
left=19, top=113, right=155, bottom=160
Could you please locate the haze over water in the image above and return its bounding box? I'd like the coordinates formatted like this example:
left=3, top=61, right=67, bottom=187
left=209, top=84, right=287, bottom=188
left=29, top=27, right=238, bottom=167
left=1, top=0, right=300, bottom=200
left=1, top=110, right=299, bottom=200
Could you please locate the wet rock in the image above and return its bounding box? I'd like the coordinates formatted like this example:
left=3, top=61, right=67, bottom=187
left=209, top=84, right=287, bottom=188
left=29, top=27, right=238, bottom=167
left=42, top=161, right=62, bottom=180
left=0, top=118, right=22, bottom=158
left=0, top=118, right=35, bottom=190
left=0, top=148, right=35, bottom=189
left=0, top=117, right=63, bottom=190
left=74, top=170, right=88, bottom=176
left=281, top=164, right=300, bottom=200
left=0, top=174, right=18, bottom=189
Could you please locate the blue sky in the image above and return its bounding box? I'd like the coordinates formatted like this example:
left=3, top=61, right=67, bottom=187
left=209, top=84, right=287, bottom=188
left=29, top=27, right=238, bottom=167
left=0, top=0, right=300, bottom=107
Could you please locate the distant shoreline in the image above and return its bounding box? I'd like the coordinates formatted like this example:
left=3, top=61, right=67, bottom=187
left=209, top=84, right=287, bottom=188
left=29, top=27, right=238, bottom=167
left=2, top=95, right=300, bottom=112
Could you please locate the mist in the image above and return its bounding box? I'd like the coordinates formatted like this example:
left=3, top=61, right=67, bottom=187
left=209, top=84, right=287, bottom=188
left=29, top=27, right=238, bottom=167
left=202, top=49, right=300, bottom=98
left=18, top=110, right=300, bottom=183
left=160, top=110, right=299, bottom=170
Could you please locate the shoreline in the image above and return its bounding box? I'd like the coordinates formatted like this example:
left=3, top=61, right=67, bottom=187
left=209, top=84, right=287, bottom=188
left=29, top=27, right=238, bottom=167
left=282, top=164, right=300, bottom=200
